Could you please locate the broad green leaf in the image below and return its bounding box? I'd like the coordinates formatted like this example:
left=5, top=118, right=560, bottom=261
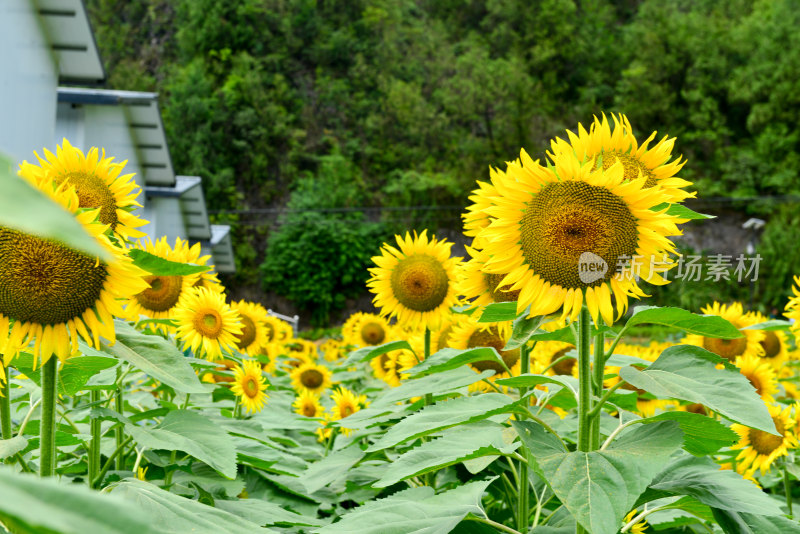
left=374, top=421, right=518, bottom=487
left=367, top=393, right=520, bottom=452
left=477, top=302, right=518, bottom=322
left=345, top=341, right=414, bottom=365
left=743, top=320, right=793, bottom=331
left=111, top=478, right=276, bottom=533
left=126, top=409, right=236, bottom=479
left=0, top=152, right=109, bottom=259
left=642, top=411, right=738, bottom=456
left=712, top=509, right=800, bottom=533
left=496, top=374, right=578, bottom=397
left=408, top=347, right=507, bottom=376
left=315, top=478, right=495, bottom=534
left=623, top=306, right=742, bottom=338
left=0, top=467, right=157, bottom=534
left=109, top=321, right=209, bottom=394
left=128, top=248, right=209, bottom=275
left=58, top=355, right=118, bottom=396
left=0, top=436, right=27, bottom=459
left=504, top=315, right=547, bottom=350
left=371, top=367, right=496, bottom=408
left=651, top=202, right=714, bottom=220
left=619, top=345, right=776, bottom=433
left=214, top=499, right=325, bottom=528
left=515, top=420, right=683, bottom=534
left=298, top=444, right=365, bottom=494
left=647, top=454, right=782, bottom=515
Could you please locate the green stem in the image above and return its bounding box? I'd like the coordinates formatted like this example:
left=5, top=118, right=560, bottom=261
left=1, top=365, right=11, bottom=441
left=519, top=406, right=568, bottom=450
left=424, top=328, right=433, bottom=407
left=786, top=464, right=794, bottom=517
left=587, top=381, right=625, bottom=419
left=465, top=515, right=522, bottom=534
left=89, top=389, right=102, bottom=485
left=577, top=306, right=592, bottom=453
left=590, top=327, right=605, bottom=450
left=115, top=368, right=125, bottom=470
left=39, top=357, right=58, bottom=477
left=92, top=435, right=133, bottom=488
left=517, top=343, right=531, bottom=533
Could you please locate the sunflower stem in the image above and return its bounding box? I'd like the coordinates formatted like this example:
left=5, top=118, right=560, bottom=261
left=577, top=306, right=592, bottom=454
left=92, top=435, right=133, bottom=488
left=1, top=366, right=11, bottom=440
left=590, top=327, right=605, bottom=450
left=89, top=389, right=102, bottom=485
left=39, top=357, right=58, bottom=477
left=517, top=343, right=531, bottom=533
left=785, top=463, right=794, bottom=517
left=115, top=367, right=125, bottom=470
left=423, top=327, right=435, bottom=488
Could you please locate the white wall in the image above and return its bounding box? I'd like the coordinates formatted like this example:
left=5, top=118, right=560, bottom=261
left=141, top=196, right=187, bottom=245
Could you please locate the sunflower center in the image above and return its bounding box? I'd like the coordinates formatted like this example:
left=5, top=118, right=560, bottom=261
left=236, top=315, right=257, bottom=349
left=301, top=369, right=324, bottom=389
left=749, top=417, right=785, bottom=455
left=702, top=336, right=747, bottom=361
left=135, top=275, right=183, bottom=312
left=360, top=321, right=386, bottom=345
left=379, top=353, right=391, bottom=370
left=484, top=272, right=520, bottom=303
left=192, top=310, right=222, bottom=339
left=303, top=403, right=317, bottom=417
left=341, top=404, right=354, bottom=417
left=467, top=327, right=520, bottom=374
left=599, top=151, right=657, bottom=189
left=745, top=372, right=765, bottom=397
left=0, top=228, right=108, bottom=325
left=243, top=376, right=259, bottom=398
left=55, top=171, right=119, bottom=229
left=685, top=403, right=708, bottom=415
left=264, top=323, right=275, bottom=343
left=759, top=331, right=781, bottom=359
left=550, top=347, right=576, bottom=376
left=520, top=181, right=638, bottom=289
left=389, top=254, right=449, bottom=312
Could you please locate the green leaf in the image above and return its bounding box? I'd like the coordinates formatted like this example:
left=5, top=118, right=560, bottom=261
left=652, top=202, right=714, bottom=220
left=109, top=321, right=209, bottom=394
left=515, top=420, right=683, bottom=534
left=618, top=344, right=777, bottom=433
left=125, top=410, right=237, bottom=479
left=477, top=302, right=518, bottom=322
left=298, top=444, right=365, bottom=494
left=366, top=393, right=521, bottom=452
left=372, top=367, right=496, bottom=408
left=647, top=454, right=782, bottom=515
left=128, top=248, right=209, bottom=275
left=495, top=374, right=578, bottom=397
left=408, top=347, right=506, bottom=376
left=214, top=499, right=325, bottom=528
left=58, top=355, right=118, bottom=396
left=504, top=315, right=547, bottom=350
left=315, top=478, right=495, bottom=534
left=712, top=508, right=800, bottom=533
left=743, top=320, right=793, bottom=331
left=642, top=411, right=738, bottom=456
left=110, top=478, right=276, bottom=533
left=0, top=152, right=110, bottom=260
left=374, top=421, right=518, bottom=487
left=624, top=306, right=743, bottom=338
left=0, top=436, right=28, bottom=459
left=345, top=340, right=414, bottom=365
left=0, top=467, right=158, bottom=534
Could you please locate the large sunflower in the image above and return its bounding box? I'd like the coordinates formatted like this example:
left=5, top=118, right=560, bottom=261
left=477, top=151, right=682, bottom=325
left=230, top=359, right=269, bottom=414
left=290, top=361, right=333, bottom=395
left=0, top=181, right=148, bottom=365
left=229, top=300, right=269, bottom=356
left=343, top=312, right=394, bottom=348
left=18, top=139, right=147, bottom=242
left=683, top=302, right=764, bottom=362
left=173, top=287, right=243, bottom=361
left=548, top=113, right=693, bottom=203
left=731, top=403, right=797, bottom=476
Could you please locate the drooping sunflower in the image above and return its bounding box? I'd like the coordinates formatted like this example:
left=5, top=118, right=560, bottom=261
left=367, top=230, right=461, bottom=331
left=0, top=181, right=148, bottom=365
left=683, top=302, right=764, bottom=362
left=18, top=138, right=147, bottom=242
left=476, top=150, right=682, bottom=326
left=746, top=310, right=790, bottom=369
left=343, top=312, right=394, bottom=348
left=230, top=358, right=269, bottom=414
left=173, top=287, right=243, bottom=361
left=731, top=403, right=798, bottom=476
left=458, top=245, right=521, bottom=308
left=735, top=354, right=778, bottom=401
left=293, top=389, right=324, bottom=418
left=229, top=300, right=269, bottom=356
left=290, top=361, right=333, bottom=395
left=448, top=318, right=520, bottom=390
left=548, top=113, right=693, bottom=204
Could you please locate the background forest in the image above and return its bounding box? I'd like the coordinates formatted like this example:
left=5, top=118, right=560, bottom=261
left=86, top=0, right=800, bottom=325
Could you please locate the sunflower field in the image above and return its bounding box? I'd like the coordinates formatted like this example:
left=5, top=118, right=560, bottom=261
left=2, top=115, right=800, bottom=534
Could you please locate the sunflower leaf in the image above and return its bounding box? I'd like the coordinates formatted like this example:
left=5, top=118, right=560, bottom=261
left=742, top=320, right=793, bottom=331
left=504, top=314, right=547, bottom=350
left=298, top=443, right=365, bottom=494
left=128, top=248, right=209, bottom=275
left=640, top=411, right=738, bottom=456
left=477, top=302, right=519, bottom=322
left=618, top=345, right=777, bottom=434
left=496, top=374, right=578, bottom=398
left=407, top=347, right=508, bottom=376
left=651, top=202, right=715, bottom=220
left=623, top=306, right=742, bottom=338
left=712, top=509, right=800, bottom=534
left=345, top=340, right=414, bottom=365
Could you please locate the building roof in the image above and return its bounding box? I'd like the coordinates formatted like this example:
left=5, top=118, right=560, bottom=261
left=38, top=0, right=105, bottom=84
left=146, top=175, right=212, bottom=241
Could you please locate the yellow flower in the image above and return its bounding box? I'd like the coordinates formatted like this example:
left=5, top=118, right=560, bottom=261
left=458, top=245, right=521, bottom=308
left=330, top=386, right=364, bottom=435
left=176, top=237, right=224, bottom=293
left=343, top=312, right=394, bottom=348
left=532, top=341, right=576, bottom=377
left=19, top=138, right=148, bottom=241
left=0, top=181, right=148, bottom=366
left=293, top=389, right=324, bottom=418
left=683, top=302, right=764, bottom=362
left=622, top=509, right=648, bottom=534
left=136, top=466, right=148, bottom=481
left=448, top=318, right=520, bottom=390
left=367, top=230, right=460, bottom=331
left=230, top=358, right=269, bottom=414
left=263, top=315, right=292, bottom=344
left=548, top=113, right=693, bottom=203
left=462, top=177, right=501, bottom=251
left=746, top=310, right=790, bottom=369
left=290, top=361, right=333, bottom=395
left=786, top=275, right=800, bottom=341
left=319, top=338, right=345, bottom=362
left=734, top=354, right=778, bottom=401
left=229, top=300, right=269, bottom=356
left=731, top=403, right=797, bottom=476
left=475, top=150, right=682, bottom=326
left=173, top=287, right=243, bottom=361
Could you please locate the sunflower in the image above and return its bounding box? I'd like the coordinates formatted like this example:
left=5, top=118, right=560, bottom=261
left=263, top=315, right=293, bottom=345
left=548, top=113, right=693, bottom=204
left=18, top=139, right=147, bottom=242
left=125, top=237, right=201, bottom=326
left=786, top=275, right=800, bottom=340
left=532, top=341, right=577, bottom=377
left=458, top=245, right=521, bottom=308
left=319, top=338, right=345, bottom=362
left=462, top=176, right=502, bottom=250
left=330, top=386, right=365, bottom=435
left=622, top=510, right=648, bottom=534
left=229, top=300, right=269, bottom=356
left=173, top=287, right=243, bottom=361
left=731, top=403, right=798, bottom=476
left=230, top=359, right=269, bottom=414
left=290, top=361, right=333, bottom=395
left=0, top=181, right=148, bottom=365
left=293, top=389, right=324, bottom=418
left=448, top=318, right=520, bottom=390
left=367, top=230, right=460, bottom=331
left=683, top=302, right=764, bottom=362
left=176, top=237, right=224, bottom=293
left=746, top=310, right=790, bottom=368
left=476, top=150, right=682, bottom=326
left=735, top=355, right=778, bottom=401
left=370, top=349, right=403, bottom=387
left=343, top=312, right=394, bottom=348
